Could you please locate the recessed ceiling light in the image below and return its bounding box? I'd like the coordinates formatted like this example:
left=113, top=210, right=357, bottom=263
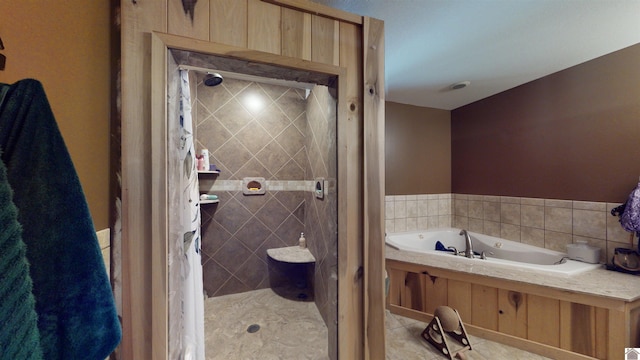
left=451, top=81, right=471, bottom=90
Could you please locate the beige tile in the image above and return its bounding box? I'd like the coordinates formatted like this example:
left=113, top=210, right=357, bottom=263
left=394, top=200, right=407, bottom=219
left=483, top=221, right=501, bottom=237
left=101, top=248, right=110, bottom=280
left=427, top=216, right=440, bottom=229
left=385, top=310, right=403, bottom=330
left=573, top=209, right=606, bottom=240
left=385, top=201, right=395, bottom=220
left=521, top=197, right=544, bottom=206
left=438, top=215, right=452, bottom=228
left=469, top=218, right=484, bottom=233
left=438, top=198, right=452, bottom=215
left=501, top=223, right=521, bottom=242
left=407, top=200, right=418, bottom=217
left=544, top=207, right=572, bottom=234
left=427, top=199, right=439, bottom=217
left=607, top=213, right=633, bottom=242
left=96, top=228, right=110, bottom=249
left=544, top=230, right=573, bottom=252
left=455, top=199, right=469, bottom=217
left=469, top=200, right=483, bottom=219
left=385, top=326, right=439, bottom=360
left=394, top=218, right=407, bottom=232
left=454, top=216, right=469, bottom=230
left=521, top=204, right=544, bottom=229
left=483, top=201, right=501, bottom=222
left=387, top=313, right=550, bottom=360
left=418, top=200, right=429, bottom=217
left=544, top=199, right=572, bottom=208
left=521, top=227, right=545, bottom=248
left=500, top=203, right=521, bottom=225
left=406, top=218, right=418, bottom=231
left=418, top=217, right=429, bottom=230
left=573, top=200, right=606, bottom=211
left=501, top=196, right=521, bottom=204
left=385, top=219, right=395, bottom=233
left=483, top=195, right=500, bottom=202
left=204, top=289, right=329, bottom=360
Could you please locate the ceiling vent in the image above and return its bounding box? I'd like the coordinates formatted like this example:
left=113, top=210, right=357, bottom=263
left=450, top=81, right=470, bottom=90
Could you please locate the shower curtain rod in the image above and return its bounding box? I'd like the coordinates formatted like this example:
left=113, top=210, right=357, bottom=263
left=177, top=64, right=315, bottom=90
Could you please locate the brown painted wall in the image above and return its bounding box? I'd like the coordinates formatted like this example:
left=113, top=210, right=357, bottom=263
left=452, top=44, right=640, bottom=203
left=385, top=101, right=451, bottom=194
left=0, top=1, right=111, bottom=229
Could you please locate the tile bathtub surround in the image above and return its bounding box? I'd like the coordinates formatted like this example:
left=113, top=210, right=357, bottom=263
left=450, top=194, right=636, bottom=264
left=386, top=193, right=638, bottom=264
left=385, top=194, right=453, bottom=233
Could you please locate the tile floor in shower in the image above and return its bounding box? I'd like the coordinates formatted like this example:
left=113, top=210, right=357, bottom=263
left=204, top=288, right=551, bottom=360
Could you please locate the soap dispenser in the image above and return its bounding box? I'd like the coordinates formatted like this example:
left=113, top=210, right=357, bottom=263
left=299, top=232, right=306, bottom=249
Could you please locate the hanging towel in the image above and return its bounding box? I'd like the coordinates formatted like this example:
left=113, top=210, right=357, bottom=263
left=0, top=79, right=121, bottom=359
left=612, top=180, right=640, bottom=241
left=620, top=181, right=640, bottom=235
left=0, top=151, right=43, bottom=359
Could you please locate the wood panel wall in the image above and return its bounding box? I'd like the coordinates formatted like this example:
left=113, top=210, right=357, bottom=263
left=120, top=0, right=384, bottom=359
left=386, top=260, right=640, bottom=360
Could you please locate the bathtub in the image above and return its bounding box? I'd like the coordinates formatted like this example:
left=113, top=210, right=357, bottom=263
left=385, top=228, right=601, bottom=275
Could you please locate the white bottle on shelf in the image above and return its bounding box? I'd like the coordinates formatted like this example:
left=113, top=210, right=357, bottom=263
left=299, top=232, right=306, bottom=249
left=201, top=149, right=210, bottom=170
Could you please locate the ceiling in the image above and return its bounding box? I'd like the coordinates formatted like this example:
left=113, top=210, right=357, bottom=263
left=309, top=0, right=640, bottom=110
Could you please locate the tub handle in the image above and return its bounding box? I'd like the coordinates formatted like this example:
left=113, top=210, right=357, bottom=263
left=447, top=246, right=459, bottom=255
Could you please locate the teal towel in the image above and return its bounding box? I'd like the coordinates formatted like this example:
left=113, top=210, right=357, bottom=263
left=0, top=151, right=43, bottom=359
left=0, top=79, right=121, bottom=359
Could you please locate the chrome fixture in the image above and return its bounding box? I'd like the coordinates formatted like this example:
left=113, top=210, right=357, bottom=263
left=459, top=229, right=474, bottom=258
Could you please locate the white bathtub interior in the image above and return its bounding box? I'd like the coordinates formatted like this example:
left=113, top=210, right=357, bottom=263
left=386, top=228, right=602, bottom=275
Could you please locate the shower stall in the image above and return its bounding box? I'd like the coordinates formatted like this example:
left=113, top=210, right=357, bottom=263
left=164, top=53, right=338, bottom=357
left=138, top=18, right=385, bottom=357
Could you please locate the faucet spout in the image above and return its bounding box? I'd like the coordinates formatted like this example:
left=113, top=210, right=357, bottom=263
left=459, top=229, right=474, bottom=258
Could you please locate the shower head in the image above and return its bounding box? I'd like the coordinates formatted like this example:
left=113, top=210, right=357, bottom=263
left=204, top=72, right=223, bottom=87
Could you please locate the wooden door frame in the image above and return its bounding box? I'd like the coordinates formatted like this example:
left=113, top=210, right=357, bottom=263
left=149, top=31, right=378, bottom=358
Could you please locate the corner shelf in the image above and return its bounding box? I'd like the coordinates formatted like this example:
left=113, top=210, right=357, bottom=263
left=267, top=246, right=316, bottom=264
left=200, top=199, right=219, bottom=205
left=198, top=170, right=220, bottom=205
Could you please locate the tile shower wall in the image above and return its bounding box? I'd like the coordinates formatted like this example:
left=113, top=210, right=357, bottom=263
left=303, top=85, right=337, bottom=331
left=196, top=76, right=308, bottom=297
left=385, top=193, right=637, bottom=264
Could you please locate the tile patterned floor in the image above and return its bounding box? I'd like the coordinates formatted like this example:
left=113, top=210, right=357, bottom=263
left=204, top=288, right=551, bottom=360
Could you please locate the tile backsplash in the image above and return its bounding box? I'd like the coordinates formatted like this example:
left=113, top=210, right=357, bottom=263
left=385, top=193, right=638, bottom=264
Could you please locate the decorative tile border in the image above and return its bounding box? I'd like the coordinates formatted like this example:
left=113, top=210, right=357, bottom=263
left=208, top=180, right=315, bottom=192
